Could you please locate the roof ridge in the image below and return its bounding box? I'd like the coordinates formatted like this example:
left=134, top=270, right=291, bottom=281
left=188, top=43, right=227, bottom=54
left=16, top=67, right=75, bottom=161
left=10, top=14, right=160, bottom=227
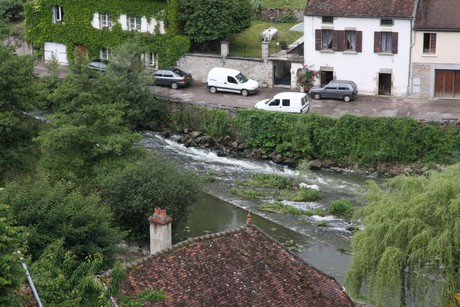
left=99, top=224, right=250, bottom=279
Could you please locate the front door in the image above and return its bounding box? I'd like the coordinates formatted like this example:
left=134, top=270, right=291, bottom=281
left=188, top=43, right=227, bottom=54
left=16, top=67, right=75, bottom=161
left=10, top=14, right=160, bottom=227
left=378, top=73, right=391, bottom=95
left=321, top=71, right=333, bottom=86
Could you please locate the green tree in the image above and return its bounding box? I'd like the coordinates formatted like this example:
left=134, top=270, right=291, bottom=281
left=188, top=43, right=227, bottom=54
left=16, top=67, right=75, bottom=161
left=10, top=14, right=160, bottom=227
left=35, top=74, right=145, bottom=186
left=99, top=153, right=202, bottom=241
left=345, top=163, right=460, bottom=306
left=0, top=45, right=39, bottom=182
left=0, top=204, right=27, bottom=306
left=179, top=0, right=252, bottom=45
left=1, top=175, right=124, bottom=263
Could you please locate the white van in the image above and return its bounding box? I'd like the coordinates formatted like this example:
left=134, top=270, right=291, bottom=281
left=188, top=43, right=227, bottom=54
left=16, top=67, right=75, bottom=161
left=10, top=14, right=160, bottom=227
left=207, top=67, right=260, bottom=96
left=255, top=92, right=310, bottom=113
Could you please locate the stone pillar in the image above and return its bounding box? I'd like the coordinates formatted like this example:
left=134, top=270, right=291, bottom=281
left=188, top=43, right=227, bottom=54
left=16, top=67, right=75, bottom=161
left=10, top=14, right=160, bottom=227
left=221, top=41, right=229, bottom=59
left=262, top=42, right=270, bottom=63
left=148, top=208, right=173, bottom=254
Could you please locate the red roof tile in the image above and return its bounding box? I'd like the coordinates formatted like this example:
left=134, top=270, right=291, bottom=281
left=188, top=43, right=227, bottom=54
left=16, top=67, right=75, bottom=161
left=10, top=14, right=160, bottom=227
left=305, top=0, right=415, bottom=18
left=114, top=225, right=354, bottom=306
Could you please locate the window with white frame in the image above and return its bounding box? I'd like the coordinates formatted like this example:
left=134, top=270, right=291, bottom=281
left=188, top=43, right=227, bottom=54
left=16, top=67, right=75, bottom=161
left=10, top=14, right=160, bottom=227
left=52, top=5, right=64, bottom=23
left=423, top=33, right=436, bottom=54
left=128, top=17, right=141, bottom=31
left=99, top=13, right=112, bottom=28
left=380, top=32, right=392, bottom=52
left=100, top=48, right=111, bottom=60
left=146, top=52, right=158, bottom=68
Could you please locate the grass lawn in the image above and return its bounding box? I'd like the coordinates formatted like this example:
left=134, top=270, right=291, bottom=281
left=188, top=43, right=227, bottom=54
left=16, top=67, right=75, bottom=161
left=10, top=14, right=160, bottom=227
left=262, top=0, right=306, bottom=9
left=228, top=21, right=303, bottom=57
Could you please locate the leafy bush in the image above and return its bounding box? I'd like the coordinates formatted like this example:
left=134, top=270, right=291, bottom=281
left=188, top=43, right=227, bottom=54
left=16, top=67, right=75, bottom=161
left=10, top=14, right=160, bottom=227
left=328, top=199, right=354, bottom=218
left=246, top=173, right=292, bottom=189
left=284, top=188, right=321, bottom=202
left=230, top=188, right=264, bottom=199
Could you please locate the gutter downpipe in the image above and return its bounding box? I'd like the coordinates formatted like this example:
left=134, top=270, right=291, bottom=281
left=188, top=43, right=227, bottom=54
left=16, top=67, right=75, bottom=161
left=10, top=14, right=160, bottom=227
left=408, top=0, right=420, bottom=96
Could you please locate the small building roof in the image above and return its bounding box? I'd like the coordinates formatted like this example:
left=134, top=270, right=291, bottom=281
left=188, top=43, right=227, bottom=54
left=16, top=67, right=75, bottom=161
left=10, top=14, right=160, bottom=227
left=304, top=0, right=415, bottom=19
left=415, top=0, right=460, bottom=30
left=113, top=225, right=354, bottom=306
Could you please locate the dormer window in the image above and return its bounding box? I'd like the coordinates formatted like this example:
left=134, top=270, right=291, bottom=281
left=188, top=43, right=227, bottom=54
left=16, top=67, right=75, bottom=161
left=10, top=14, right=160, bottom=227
left=322, top=16, right=333, bottom=24
left=52, top=5, right=64, bottom=23
left=100, top=13, right=112, bottom=28
left=128, top=17, right=141, bottom=31
left=380, top=19, right=393, bottom=26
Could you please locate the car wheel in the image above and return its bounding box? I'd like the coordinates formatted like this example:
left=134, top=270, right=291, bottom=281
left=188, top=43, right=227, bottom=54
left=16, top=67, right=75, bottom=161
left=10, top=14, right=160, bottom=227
left=170, top=82, right=178, bottom=89
left=241, top=89, right=249, bottom=96
left=313, top=93, right=321, bottom=100
left=343, top=95, right=351, bottom=102
left=209, top=86, right=217, bottom=94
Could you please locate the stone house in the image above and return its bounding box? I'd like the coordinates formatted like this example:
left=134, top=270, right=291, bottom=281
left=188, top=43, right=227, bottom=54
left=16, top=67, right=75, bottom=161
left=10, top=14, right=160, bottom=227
left=411, top=0, right=460, bottom=98
left=100, top=208, right=355, bottom=306
left=24, top=0, right=187, bottom=68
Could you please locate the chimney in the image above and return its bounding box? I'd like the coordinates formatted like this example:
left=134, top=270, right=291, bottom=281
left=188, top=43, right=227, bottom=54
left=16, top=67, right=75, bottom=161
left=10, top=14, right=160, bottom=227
left=148, top=208, right=173, bottom=254
left=246, top=211, right=252, bottom=225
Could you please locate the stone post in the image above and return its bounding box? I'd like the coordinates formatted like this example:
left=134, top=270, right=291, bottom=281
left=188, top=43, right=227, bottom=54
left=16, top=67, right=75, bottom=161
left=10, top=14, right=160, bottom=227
left=221, top=41, right=229, bottom=59
left=262, top=42, right=270, bottom=63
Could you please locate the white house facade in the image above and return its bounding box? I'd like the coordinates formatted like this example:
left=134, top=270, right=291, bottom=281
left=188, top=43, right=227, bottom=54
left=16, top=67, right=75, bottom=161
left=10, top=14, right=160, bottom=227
left=303, top=0, right=415, bottom=97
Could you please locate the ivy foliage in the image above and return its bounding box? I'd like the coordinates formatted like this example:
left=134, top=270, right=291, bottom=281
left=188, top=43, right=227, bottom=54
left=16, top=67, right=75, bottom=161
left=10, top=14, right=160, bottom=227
left=24, top=0, right=190, bottom=67
left=345, top=163, right=460, bottom=305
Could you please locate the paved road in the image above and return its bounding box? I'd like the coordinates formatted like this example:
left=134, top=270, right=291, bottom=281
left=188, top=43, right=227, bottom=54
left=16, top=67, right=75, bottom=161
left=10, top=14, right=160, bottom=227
left=34, top=64, right=460, bottom=123
left=153, top=84, right=460, bottom=123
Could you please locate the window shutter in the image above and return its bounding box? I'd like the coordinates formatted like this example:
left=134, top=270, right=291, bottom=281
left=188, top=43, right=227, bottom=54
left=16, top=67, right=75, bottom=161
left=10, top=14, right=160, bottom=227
left=374, top=32, right=381, bottom=53
left=392, top=32, right=398, bottom=54
left=315, top=30, right=321, bottom=50
left=337, top=31, right=345, bottom=51
left=332, top=31, right=339, bottom=51
left=356, top=31, right=362, bottom=52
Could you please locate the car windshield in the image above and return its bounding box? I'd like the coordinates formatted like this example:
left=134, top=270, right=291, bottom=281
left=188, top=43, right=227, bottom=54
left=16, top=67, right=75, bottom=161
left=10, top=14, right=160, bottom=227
left=172, top=69, right=187, bottom=77
left=235, top=73, right=249, bottom=84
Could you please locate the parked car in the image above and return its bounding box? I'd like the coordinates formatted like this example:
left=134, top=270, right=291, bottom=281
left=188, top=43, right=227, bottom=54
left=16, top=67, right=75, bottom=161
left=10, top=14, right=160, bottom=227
left=207, top=67, right=260, bottom=96
left=88, top=59, right=108, bottom=72
left=152, top=67, right=193, bottom=89
left=309, top=80, right=358, bottom=102
left=255, top=92, right=310, bottom=113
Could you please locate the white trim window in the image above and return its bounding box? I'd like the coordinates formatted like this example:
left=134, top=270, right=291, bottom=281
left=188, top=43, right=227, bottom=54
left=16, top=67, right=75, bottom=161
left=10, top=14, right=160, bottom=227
left=52, top=5, right=64, bottom=23
left=100, top=48, right=112, bottom=60
left=99, top=13, right=112, bottom=28
left=128, top=17, right=141, bottom=31
left=145, top=52, right=158, bottom=68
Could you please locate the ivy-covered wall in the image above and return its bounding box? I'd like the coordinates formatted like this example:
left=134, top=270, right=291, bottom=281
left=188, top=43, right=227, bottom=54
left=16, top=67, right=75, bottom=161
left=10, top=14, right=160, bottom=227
left=24, top=0, right=190, bottom=67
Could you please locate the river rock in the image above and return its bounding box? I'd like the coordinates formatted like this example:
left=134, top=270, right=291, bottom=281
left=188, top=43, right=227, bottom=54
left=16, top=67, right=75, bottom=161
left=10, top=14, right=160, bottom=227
left=190, top=130, right=203, bottom=138
left=308, top=159, right=323, bottom=170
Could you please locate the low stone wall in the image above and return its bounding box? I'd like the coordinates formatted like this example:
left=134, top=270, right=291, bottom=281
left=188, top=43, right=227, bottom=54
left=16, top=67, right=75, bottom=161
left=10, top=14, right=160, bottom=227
left=177, top=53, right=274, bottom=88
left=258, top=9, right=304, bottom=22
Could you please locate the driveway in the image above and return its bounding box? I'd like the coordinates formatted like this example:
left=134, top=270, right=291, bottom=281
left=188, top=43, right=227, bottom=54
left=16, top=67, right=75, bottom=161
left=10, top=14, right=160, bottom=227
left=153, top=84, right=460, bottom=123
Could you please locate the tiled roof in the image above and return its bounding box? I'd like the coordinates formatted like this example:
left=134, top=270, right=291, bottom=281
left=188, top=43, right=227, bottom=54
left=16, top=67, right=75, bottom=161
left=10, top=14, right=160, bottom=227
left=415, top=0, right=460, bottom=30
left=111, top=225, right=354, bottom=306
left=305, top=0, right=415, bottom=18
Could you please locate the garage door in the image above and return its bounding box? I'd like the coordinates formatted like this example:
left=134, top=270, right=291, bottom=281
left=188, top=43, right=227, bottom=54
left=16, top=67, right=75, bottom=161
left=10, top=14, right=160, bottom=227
left=434, top=70, right=460, bottom=98
left=44, top=42, right=67, bottom=64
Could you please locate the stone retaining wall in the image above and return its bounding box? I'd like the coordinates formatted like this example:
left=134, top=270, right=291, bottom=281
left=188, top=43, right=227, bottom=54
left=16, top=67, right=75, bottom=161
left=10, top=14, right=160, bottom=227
left=177, top=53, right=274, bottom=88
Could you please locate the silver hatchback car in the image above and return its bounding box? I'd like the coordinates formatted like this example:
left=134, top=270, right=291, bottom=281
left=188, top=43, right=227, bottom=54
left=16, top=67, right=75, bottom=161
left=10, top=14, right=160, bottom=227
left=309, top=80, right=358, bottom=102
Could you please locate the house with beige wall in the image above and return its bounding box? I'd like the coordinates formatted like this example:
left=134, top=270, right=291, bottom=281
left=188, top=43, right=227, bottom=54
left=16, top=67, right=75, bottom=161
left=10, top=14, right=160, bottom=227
left=411, top=0, right=460, bottom=98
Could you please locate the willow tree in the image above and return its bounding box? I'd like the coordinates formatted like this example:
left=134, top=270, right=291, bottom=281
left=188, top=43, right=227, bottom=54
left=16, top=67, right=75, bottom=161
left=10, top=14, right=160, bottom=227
left=345, top=163, right=460, bottom=306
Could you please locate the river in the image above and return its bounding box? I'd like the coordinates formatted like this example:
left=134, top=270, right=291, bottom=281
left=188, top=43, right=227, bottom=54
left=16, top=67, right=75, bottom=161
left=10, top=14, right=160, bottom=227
left=141, top=131, right=371, bottom=285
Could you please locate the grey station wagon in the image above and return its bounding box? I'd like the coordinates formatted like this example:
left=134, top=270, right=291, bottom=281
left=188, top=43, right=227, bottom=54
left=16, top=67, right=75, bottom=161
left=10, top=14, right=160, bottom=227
left=309, top=80, right=358, bottom=102
left=152, top=67, right=193, bottom=89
